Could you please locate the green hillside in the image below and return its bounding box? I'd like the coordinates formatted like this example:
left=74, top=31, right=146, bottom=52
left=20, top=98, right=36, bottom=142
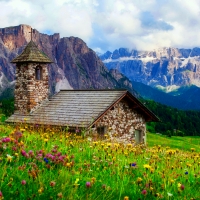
left=142, top=99, right=200, bottom=136
left=147, top=132, right=200, bottom=151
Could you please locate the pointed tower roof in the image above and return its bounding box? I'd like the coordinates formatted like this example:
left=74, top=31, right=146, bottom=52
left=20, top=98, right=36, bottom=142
left=11, top=40, right=53, bottom=63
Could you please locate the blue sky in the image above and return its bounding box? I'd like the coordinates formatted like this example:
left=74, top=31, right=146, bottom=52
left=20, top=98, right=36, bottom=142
left=0, top=0, right=200, bottom=53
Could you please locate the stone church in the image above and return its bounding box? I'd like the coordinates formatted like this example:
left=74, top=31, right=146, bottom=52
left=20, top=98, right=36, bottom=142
left=6, top=38, right=159, bottom=144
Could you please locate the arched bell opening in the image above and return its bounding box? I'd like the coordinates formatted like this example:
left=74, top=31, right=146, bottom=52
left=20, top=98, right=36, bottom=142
left=35, top=65, right=43, bottom=80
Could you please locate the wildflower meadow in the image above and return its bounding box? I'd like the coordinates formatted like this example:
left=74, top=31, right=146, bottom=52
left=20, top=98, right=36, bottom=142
left=0, top=124, right=199, bottom=200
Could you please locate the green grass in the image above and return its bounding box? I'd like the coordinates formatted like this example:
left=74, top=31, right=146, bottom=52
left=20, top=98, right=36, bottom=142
left=0, top=125, right=200, bottom=200
left=147, top=132, right=200, bottom=152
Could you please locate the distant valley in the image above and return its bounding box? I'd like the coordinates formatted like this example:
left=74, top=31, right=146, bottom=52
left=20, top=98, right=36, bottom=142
left=100, top=48, right=200, bottom=110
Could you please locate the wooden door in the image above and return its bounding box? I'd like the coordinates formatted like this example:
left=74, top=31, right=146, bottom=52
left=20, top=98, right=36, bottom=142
left=135, top=130, right=142, bottom=144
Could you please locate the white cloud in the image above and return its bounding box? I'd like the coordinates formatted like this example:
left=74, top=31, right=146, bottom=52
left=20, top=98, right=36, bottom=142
left=0, top=0, right=199, bottom=52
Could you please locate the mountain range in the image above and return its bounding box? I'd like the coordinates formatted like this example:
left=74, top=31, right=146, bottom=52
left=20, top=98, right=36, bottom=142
left=0, top=24, right=200, bottom=110
left=100, top=48, right=200, bottom=110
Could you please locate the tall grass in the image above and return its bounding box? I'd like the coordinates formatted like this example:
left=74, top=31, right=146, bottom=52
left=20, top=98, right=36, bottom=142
left=0, top=125, right=199, bottom=200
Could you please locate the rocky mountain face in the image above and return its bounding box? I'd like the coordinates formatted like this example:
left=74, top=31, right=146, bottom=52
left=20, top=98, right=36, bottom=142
left=100, top=47, right=200, bottom=92
left=0, top=25, right=136, bottom=97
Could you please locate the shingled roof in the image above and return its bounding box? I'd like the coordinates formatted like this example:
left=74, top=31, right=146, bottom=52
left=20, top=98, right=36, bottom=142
left=11, top=41, right=53, bottom=63
left=6, top=90, right=159, bottom=127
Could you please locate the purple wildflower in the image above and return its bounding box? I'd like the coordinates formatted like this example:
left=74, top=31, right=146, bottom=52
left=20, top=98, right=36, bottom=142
left=180, top=184, right=185, bottom=190
left=21, top=180, right=26, bottom=185
left=44, top=158, right=49, bottom=164
left=2, top=137, right=11, bottom=143
left=141, top=190, right=147, bottom=195
left=130, top=162, right=137, bottom=167
left=21, top=150, right=26, bottom=157
left=86, top=182, right=91, bottom=188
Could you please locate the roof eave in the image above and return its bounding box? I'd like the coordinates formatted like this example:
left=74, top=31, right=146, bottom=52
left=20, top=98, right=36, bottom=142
left=11, top=60, right=54, bottom=64
left=88, top=90, right=128, bottom=128
left=88, top=90, right=159, bottom=129
left=125, top=91, right=160, bottom=122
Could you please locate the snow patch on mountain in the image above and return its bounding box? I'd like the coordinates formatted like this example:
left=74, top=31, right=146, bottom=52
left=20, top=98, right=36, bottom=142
left=103, top=56, right=157, bottom=63
left=55, top=67, right=73, bottom=92
left=156, top=85, right=180, bottom=93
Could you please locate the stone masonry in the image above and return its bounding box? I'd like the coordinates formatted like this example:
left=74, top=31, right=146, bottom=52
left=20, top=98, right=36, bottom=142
left=94, top=99, right=146, bottom=144
left=15, top=63, right=49, bottom=114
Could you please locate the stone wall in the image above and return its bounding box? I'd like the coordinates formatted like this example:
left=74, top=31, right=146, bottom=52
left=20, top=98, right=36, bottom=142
left=15, top=63, right=49, bottom=114
left=94, top=99, right=146, bottom=144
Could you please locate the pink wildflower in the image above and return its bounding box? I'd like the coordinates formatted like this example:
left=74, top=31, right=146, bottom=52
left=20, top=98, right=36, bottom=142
left=21, top=150, right=26, bottom=156
left=28, top=150, right=34, bottom=155
left=21, top=180, right=26, bottom=185
left=86, top=182, right=91, bottom=188
left=180, top=184, right=185, bottom=190
left=2, top=137, right=11, bottom=143
left=141, top=189, right=147, bottom=195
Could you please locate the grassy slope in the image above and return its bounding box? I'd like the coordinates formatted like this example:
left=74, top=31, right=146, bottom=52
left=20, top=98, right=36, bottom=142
left=147, top=132, right=200, bottom=152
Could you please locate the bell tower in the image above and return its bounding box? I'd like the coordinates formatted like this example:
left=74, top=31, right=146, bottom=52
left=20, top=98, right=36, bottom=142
left=11, top=30, right=53, bottom=114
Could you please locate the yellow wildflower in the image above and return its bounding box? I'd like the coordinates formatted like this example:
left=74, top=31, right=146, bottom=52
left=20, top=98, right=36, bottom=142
left=127, top=143, right=132, bottom=147
left=38, top=187, right=44, bottom=194
left=114, top=143, right=119, bottom=147
left=152, top=155, right=159, bottom=159
left=107, top=143, right=111, bottom=147
left=124, top=196, right=129, bottom=200
left=170, top=179, right=175, bottom=183
left=93, top=141, right=98, bottom=145
left=150, top=168, right=155, bottom=173
left=124, top=152, right=128, bottom=156
left=112, top=157, right=116, bottom=161
left=191, top=148, right=195, bottom=152
left=136, top=177, right=143, bottom=183
left=66, top=163, right=71, bottom=167
left=143, top=164, right=151, bottom=169
left=74, top=178, right=80, bottom=187
left=186, top=163, right=192, bottom=167
left=7, top=154, right=13, bottom=162
left=91, top=177, right=96, bottom=183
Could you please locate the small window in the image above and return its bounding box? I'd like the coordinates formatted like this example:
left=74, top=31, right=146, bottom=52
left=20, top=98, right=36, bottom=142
left=35, top=66, right=43, bottom=80
left=97, top=126, right=106, bottom=135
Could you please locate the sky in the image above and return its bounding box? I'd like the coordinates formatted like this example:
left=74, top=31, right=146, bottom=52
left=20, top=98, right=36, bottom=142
left=0, top=0, right=200, bottom=53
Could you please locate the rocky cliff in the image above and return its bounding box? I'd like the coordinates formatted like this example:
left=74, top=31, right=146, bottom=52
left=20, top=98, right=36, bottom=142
left=0, top=25, right=136, bottom=97
left=100, top=47, right=200, bottom=92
